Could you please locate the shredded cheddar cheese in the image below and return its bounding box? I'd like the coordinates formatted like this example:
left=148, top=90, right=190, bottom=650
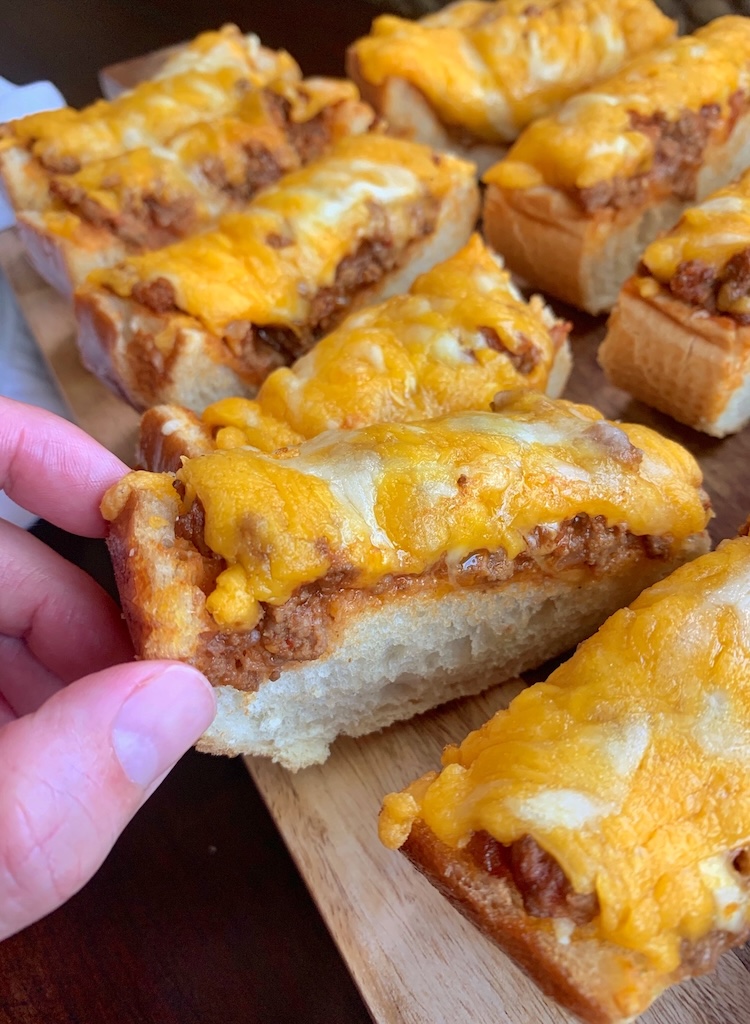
left=199, top=235, right=567, bottom=452
left=140, top=392, right=710, bottom=630
left=3, top=28, right=300, bottom=169
left=88, top=135, right=475, bottom=336
left=351, top=0, right=675, bottom=142
left=640, top=168, right=750, bottom=313
left=485, top=16, right=750, bottom=192
left=379, top=535, right=750, bottom=977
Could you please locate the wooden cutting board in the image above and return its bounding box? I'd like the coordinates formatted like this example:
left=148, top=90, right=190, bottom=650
left=3, top=224, right=750, bottom=1023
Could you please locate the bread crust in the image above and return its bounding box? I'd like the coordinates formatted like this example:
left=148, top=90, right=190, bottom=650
left=0, top=144, right=50, bottom=212
left=346, top=50, right=506, bottom=174
left=483, top=108, right=750, bottom=314
left=74, top=175, right=481, bottom=412
left=136, top=405, right=214, bottom=472
left=600, top=280, right=750, bottom=437
left=401, top=820, right=749, bottom=1024
left=104, top=472, right=708, bottom=770
left=16, top=211, right=130, bottom=296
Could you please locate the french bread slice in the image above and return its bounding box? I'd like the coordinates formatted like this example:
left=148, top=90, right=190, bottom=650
left=101, top=393, right=711, bottom=771
left=380, top=533, right=750, bottom=1022
left=13, top=86, right=376, bottom=296
left=483, top=18, right=750, bottom=314
left=74, top=137, right=480, bottom=412
left=483, top=106, right=750, bottom=315
left=345, top=0, right=676, bottom=174
left=133, top=233, right=573, bottom=470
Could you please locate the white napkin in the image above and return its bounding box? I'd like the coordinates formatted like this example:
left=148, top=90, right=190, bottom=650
left=0, top=75, right=66, bottom=230
left=0, top=76, right=70, bottom=528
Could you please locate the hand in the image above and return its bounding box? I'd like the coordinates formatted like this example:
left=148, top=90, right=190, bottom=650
left=0, top=398, right=216, bottom=941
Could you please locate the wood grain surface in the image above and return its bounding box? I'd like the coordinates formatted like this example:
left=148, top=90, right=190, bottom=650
left=7, top=213, right=750, bottom=1021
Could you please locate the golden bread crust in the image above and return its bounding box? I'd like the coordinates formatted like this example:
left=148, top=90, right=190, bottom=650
left=401, top=820, right=748, bottom=1024
left=600, top=281, right=750, bottom=436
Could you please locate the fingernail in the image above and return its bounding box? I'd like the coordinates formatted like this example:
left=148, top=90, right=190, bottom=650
left=112, top=666, right=216, bottom=787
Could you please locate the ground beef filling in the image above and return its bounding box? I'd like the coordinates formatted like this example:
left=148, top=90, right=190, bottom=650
left=466, top=830, right=750, bottom=964
left=646, top=247, right=750, bottom=323
left=173, top=507, right=675, bottom=690
left=575, top=97, right=736, bottom=213
left=477, top=326, right=542, bottom=374
left=467, top=830, right=599, bottom=924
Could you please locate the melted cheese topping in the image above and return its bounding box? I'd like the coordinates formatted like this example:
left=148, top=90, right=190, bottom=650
left=109, top=392, right=708, bottom=630
left=153, top=26, right=292, bottom=82
left=380, top=536, right=750, bottom=977
left=352, top=0, right=674, bottom=142
left=199, top=235, right=566, bottom=451
left=5, top=31, right=300, bottom=169
left=485, top=17, right=750, bottom=192
left=640, top=168, right=750, bottom=304
left=50, top=79, right=364, bottom=226
left=89, top=135, right=474, bottom=334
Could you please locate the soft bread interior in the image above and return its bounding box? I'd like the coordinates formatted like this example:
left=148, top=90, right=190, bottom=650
left=200, top=546, right=706, bottom=770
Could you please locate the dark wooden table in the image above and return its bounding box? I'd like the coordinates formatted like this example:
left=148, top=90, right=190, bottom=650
left=0, top=2, right=378, bottom=1021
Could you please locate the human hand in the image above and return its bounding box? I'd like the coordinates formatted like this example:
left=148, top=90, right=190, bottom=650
left=0, top=398, right=216, bottom=941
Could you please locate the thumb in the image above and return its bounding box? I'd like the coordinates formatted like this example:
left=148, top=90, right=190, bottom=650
left=0, top=660, right=216, bottom=941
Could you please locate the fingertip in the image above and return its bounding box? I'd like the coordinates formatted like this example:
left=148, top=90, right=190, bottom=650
left=111, top=663, right=216, bottom=787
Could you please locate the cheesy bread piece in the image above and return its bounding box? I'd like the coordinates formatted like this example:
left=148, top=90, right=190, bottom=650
left=103, top=390, right=710, bottom=769
left=139, top=235, right=572, bottom=471
left=75, top=134, right=480, bottom=412
left=16, top=77, right=375, bottom=293
left=347, top=0, right=675, bottom=172
left=380, top=531, right=750, bottom=1023
left=0, top=25, right=299, bottom=213
left=152, top=24, right=288, bottom=82
left=601, top=168, right=750, bottom=436
left=483, top=16, right=750, bottom=313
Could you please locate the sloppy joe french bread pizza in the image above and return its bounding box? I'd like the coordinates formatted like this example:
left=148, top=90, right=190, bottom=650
left=380, top=529, right=750, bottom=1024
left=138, top=235, right=572, bottom=472
left=74, top=134, right=480, bottom=412
left=0, top=25, right=299, bottom=216
left=601, top=168, right=750, bottom=436
left=102, top=391, right=710, bottom=770
left=16, top=78, right=375, bottom=294
left=346, top=0, right=675, bottom=173
left=483, top=16, right=750, bottom=314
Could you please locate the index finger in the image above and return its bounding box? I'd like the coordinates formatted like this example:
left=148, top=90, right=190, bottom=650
left=0, top=398, right=129, bottom=537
